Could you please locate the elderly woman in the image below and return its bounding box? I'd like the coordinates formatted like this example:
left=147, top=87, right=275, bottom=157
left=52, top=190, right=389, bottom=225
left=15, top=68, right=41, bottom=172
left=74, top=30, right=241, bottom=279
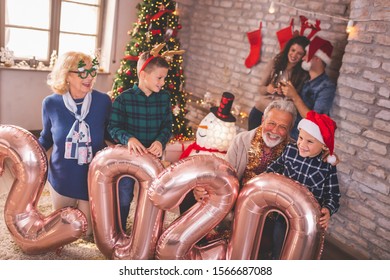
left=39, top=51, right=111, bottom=238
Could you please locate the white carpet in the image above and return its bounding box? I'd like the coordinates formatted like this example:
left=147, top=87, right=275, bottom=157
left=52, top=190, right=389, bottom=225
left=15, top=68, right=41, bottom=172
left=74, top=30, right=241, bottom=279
left=0, top=186, right=179, bottom=260
left=0, top=187, right=106, bottom=260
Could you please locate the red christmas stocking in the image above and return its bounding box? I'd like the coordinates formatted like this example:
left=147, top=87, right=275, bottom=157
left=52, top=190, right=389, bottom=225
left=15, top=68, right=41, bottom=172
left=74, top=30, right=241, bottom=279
left=277, top=18, right=294, bottom=51
left=245, top=22, right=262, bottom=68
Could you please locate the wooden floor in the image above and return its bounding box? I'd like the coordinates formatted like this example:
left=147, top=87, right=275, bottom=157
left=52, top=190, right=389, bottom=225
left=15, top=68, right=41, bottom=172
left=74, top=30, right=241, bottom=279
left=321, top=239, right=357, bottom=260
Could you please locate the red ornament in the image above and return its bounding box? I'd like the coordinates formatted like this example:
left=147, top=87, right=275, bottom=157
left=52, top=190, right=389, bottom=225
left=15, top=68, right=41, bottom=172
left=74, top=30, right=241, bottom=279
left=118, top=87, right=124, bottom=93
left=126, top=70, right=132, bottom=76
left=177, top=24, right=182, bottom=30
left=169, top=84, right=175, bottom=89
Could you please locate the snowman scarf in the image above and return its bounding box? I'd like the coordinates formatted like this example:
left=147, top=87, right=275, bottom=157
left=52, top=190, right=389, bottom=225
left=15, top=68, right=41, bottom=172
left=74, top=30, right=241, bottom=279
left=179, top=142, right=226, bottom=160
left=63, top=91, right=92, bottom=165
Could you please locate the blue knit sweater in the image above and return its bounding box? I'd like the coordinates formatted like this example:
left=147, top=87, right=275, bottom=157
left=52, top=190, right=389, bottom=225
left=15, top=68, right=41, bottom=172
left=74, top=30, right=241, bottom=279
left=39, top=90, right=112, bottom=200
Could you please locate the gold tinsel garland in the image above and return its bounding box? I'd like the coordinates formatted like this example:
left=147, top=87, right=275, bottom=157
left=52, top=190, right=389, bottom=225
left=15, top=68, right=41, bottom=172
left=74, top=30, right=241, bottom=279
left=241, top=126, right=288, bottom=185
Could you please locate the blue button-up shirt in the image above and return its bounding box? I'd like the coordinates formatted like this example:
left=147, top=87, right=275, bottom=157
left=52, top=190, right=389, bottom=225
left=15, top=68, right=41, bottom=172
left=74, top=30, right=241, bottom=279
left=291, top=72, right=336, bottom=140
left=266, top=142, right=340, bottom=215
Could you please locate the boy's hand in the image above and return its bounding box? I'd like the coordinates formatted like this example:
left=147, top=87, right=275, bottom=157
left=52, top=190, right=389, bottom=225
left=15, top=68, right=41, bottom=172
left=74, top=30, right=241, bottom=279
left=319, top=207, right=331, bottom=230
left=127, top=137, right=147, bottom=155
left=193, top=187, right=209, bottom=201
left=147, top=141, right=163, bottom=157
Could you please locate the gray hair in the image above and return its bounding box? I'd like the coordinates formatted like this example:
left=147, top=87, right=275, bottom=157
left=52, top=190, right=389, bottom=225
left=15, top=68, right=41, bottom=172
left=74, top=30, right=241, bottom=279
left=263, top=99, right=297, bottom=130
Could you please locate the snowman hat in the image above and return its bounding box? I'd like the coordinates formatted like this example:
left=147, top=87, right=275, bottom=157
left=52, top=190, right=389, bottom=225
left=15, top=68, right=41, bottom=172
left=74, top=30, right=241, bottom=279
left=306, top=36, right=333, bottom=65
left=298, top=111, right=337, bottom=164
left=210, top=92, right=236, bottom=123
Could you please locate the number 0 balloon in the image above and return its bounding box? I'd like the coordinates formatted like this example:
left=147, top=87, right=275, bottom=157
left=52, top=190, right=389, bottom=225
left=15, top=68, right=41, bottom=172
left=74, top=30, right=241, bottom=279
left=88, top=145, right=165, bottom=259
left=227, top=173, right=325, bottom=260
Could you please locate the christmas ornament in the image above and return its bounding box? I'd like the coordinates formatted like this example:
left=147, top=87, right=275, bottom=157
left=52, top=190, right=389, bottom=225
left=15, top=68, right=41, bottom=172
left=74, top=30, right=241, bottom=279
left=164, top=28, right=174, bottom=41
left=146, top=31, right=151, bottom=42
left=172, top=105, right=180, bottom=116
left=245, top=22, right=262, bottom=68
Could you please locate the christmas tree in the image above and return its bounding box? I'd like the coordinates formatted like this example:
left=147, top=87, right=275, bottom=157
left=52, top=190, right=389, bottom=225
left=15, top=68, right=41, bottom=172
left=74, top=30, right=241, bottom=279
left=111, top=0, right=193, bottom=141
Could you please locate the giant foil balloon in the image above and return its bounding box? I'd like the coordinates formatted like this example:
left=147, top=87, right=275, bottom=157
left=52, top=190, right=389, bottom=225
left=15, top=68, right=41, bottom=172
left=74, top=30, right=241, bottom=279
left=88, top=145, right=165, bottom=259
left=227, top=173, right=325, bottom=260
left=0, top=125, right=87, bottom=254
left=149, top=155, right=239, bottom=260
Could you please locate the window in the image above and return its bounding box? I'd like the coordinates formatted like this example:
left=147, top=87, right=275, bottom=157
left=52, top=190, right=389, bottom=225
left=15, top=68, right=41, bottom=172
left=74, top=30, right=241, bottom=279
left=0, top=0, right=104, bottom=64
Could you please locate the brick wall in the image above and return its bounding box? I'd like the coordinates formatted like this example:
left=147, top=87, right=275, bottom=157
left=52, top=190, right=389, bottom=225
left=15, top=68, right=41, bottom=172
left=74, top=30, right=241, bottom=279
left=330, top=0, right=390, bottom=259
left=176, top=0, right=390, bottom=259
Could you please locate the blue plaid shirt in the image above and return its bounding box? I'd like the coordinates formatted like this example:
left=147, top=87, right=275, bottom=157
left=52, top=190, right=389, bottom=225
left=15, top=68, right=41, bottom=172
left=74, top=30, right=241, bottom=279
left=266, top=142, right=340, bottom=215
left=108, top=84, right=173, bottom=149
left=291, top=72, right=336, bottom=140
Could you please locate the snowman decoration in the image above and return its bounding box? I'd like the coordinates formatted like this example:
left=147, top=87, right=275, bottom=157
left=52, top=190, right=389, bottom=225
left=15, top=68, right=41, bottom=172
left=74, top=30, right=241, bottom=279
left=180, top=92, right=237, bottom=159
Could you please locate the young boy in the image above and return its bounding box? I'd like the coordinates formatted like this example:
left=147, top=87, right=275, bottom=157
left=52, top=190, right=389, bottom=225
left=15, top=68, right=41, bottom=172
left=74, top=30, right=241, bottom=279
left=266, top=110, right=341, bottom=258
left=108, top=50, right=173, bottom=231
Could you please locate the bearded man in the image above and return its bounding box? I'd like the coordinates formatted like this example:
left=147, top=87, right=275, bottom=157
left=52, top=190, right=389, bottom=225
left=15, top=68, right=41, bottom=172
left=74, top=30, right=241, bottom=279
left=225, top=98, right=297, bottom=185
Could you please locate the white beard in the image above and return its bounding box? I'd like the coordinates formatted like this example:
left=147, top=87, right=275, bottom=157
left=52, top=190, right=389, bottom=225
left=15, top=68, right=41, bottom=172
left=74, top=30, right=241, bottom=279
left=262, top=131, right=283, bottom=148
left=301, top=60, right=312, bottom=71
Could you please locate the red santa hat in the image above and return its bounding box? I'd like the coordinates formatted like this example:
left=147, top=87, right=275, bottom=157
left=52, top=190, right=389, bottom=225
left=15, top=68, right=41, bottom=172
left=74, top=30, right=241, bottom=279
left=306, top=36, right=333, bottom=65
left=297, top=111, right=337, bottom=164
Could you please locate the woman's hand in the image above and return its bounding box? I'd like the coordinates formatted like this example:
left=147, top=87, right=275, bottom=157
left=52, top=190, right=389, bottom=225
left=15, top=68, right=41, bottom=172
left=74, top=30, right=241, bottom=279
left=266, top=84, right=278, bottom=95
left=281, top=81, right=298, bottom=100
left=127, top=137, right=147, bottom=155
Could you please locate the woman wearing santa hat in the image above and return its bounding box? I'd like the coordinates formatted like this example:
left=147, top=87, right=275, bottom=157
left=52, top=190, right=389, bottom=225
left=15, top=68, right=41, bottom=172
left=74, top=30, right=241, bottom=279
left=266, top=110, right=341, bottom=259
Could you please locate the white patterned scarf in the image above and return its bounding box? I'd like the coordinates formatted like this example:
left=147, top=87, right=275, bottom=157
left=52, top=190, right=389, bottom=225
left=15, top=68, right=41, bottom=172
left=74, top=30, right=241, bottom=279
left=63, top=91, right=92, bottom=165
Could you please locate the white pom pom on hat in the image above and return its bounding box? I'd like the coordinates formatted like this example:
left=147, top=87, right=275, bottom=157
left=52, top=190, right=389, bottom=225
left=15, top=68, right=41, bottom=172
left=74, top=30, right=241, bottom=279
left=297, top=111, right=337, bottom=163
left=327, top=155, right=337, bottom=165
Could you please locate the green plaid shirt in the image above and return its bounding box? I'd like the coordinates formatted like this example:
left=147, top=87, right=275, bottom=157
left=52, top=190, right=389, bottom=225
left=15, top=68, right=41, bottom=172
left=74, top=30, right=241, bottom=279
left=108, top=84, right=173, bottom=149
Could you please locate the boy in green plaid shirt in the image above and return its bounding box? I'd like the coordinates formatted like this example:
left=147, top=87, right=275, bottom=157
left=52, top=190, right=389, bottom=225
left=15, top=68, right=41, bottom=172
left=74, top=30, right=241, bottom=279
left=108, top=50, right=173, bottom=231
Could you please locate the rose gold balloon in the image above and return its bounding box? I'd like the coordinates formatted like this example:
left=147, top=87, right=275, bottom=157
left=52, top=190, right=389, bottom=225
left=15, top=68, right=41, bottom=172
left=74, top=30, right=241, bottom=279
left=0, top=125, right=87, bottom=254
left=88, top=145, right=165, bottom=259
left=149, top=155, right=239, bottom=260
left=227, top=173, right=325, bottom=260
